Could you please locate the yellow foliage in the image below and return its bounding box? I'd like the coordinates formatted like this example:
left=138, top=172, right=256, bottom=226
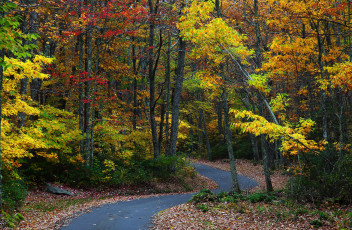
left=270, top=93, right=290, bottom=113
left=248, top=74, right=271, bottom=95
left=177, top=0, right=253, bottom=64
left=177, top=120, right=191, bottom=140
left=231, top=109, right=325, bottom=156
left=327, top=61, right=352, bottom=92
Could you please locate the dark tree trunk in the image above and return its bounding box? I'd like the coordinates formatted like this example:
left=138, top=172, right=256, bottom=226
left=84, top=1, right=93, bottom=165
left=18, top=4, right=30, bottom=128
left=0, top=46, right=4, bottom=211
left=90, top=37, right=101, bottom=163
left=217, top=98, right=224, bottom=144
left=164, top=30, right=172, bottom=151
left=29, top=0, right=40, bottom=102
left=223, top=89, right=241, bottom=193
left=253, top=0, right=262, bottom=69
left=78, top=30, right=85, bottom=156
left=168, top=36, right=186, bottom=157
left=250, top=134, right=260, bottom=161
left=158, top=103, right=165, bottom=154
left=132, top=43, right=138, bottom=130
left=200, top=109, right=211, bottom=160
left=197, top=111, right=203, bottom=154
left=148, top=23, right=163, bottom=159
left=261, top=135, right=273, bottom=192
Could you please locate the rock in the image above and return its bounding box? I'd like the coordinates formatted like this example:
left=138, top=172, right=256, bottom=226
left=46, top=183, right=73, bottom=196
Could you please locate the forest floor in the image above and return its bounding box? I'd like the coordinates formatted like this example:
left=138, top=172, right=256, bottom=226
left=14, top=172, right=217, bottom=229
left=153, top=159, right=352, bottom=230
left=8, top=159, right=352, bottom=229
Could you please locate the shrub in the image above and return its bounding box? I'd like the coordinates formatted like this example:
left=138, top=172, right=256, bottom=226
left=2, top=170, right=27, bottom=211
left=248, top=192, right=276, bottom=203
left=196, top=204, right=209, bottom=212
left=190, top=189, right=217, bottom=203
left=290, top=151, right=352, bottom=203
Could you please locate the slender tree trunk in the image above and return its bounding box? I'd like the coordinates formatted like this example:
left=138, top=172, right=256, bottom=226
left=250, top=134, right=260, bottom=161
left=315, top=21, right=329, bottom=144
left=132, top=43, right=138, bottom=130
left=217, top=98, right=224, bottom=144
left=158, top=103, right=165, bottom=153
left=148, top=21, right=159, bottom=159
left=0, top=47, right=4, bottom=211
left=164, top=30, right=171, bottom=151
left=200, top=109, right=211, bottom=160
left=18, top=6, right=29, bottom=128
left=77, top=1, right=85, bottom=156
left=253, top=0, right=262, bottom=69
left=261, top=134, right=273, bottom=192
left=28, top=1, right=41, bottom=102
left=84, top=1, right=93, bottom=165
left=90, top=38, right=101, bottom=163
left=168, top=36, right=186, bottom=157
left=223, top=89, right=241, bottom=193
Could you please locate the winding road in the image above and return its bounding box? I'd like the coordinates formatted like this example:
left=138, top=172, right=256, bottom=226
left=61, top=163, right=258, bottom=230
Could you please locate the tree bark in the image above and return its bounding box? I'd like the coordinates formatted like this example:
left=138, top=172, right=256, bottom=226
left=0, top=46, right=4, bottom=211
left=84, top=0, right=93, bottom=165
left=250, top=134, right=260, bottom=161
left=200, top=109, right=211, bottom=160
left=164, top=30, right=172, bottom=151
left=168, top=36, right=186, bottom=157
left=261, top=134, right=273, bottom=192
left=217, top=98, right=224, bottom=144
left=147, top=0, right=161, bottom=159
left=29, top=0, right=40, bottom=102
left=148, top=23, right=159, bottom=159
left=253, top=0, right=262, bottom=69
left=132, top=43, right=138, bottom=130
left=222, top=89, right=241, bottom=193
left=18, top=5, right=30, bottom=128
left=78, top=27, right=85, bottom=156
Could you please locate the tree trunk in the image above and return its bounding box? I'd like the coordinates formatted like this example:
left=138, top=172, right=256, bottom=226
left=168, top=36, right=186, bottom=157
left=223, top=89, right=241, bottom=193
left=148, top=21, right=159, bottom=159
left=200, top=109, right=211, bottom=160
left=158, top=103, right=165, bottom=154
left=0, top=46, right=4, bottom=211
left=29, top=0, right=40, bottom=102
left=164, top=30, right=171, bottom=151
left=250, top=134, right=260, bottom=161
left=18, top=7, right=29, bottom=128
left=78, top=28, right=85, bottom=156
left=197, top=111, right=203, bottom=154
left=84, top=1, right=93, bottom=165
left=261, top=134, right=273, bottom=192
left=90, top=37, right=101, bottom=163
left=253, top=0, right=262, bottom=69
left=132, top=43, right=138, bottom=130
left=217, top=98, right=224, bottom=144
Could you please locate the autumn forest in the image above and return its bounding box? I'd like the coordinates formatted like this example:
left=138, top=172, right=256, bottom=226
left=1, top=0, right=352, bottom=228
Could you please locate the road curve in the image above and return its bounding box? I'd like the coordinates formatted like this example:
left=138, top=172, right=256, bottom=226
left=61, top=163, right=258, bottom=230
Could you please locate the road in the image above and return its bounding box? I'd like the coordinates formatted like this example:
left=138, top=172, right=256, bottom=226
left=61, top=163, right=258, bottom=230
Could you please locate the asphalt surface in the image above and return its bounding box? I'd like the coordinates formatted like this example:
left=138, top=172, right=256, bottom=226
left=61, top=163, right=258, bottom=230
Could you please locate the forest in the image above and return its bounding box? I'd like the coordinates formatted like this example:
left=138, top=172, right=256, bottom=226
left=1, top=0, right=352, bottom=228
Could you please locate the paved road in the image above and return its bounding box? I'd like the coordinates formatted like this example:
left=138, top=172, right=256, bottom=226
left=61, top=163, right=257, bottom=230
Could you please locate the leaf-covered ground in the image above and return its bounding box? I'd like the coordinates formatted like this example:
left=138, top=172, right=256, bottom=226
left=153, top=160, right=352, bottom=230
left=11, top=174, right=217, bottom=230
left=153, top=201, right=352, bottom=229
